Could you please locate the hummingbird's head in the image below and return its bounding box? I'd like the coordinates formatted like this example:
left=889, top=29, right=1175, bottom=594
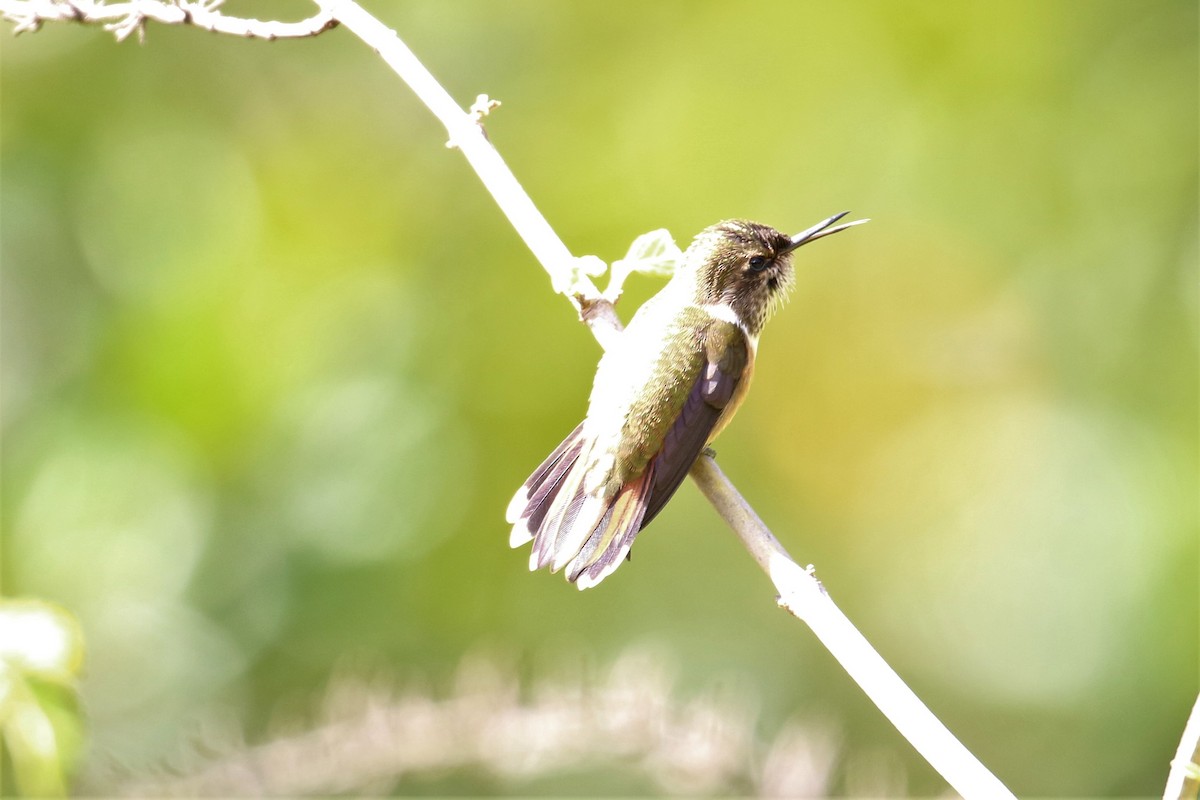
left=685, top=212, right=866, bottom=336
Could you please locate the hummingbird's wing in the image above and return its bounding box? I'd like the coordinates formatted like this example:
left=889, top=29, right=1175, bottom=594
left=506, top=319, right=749, bottom=589
left=565, top=319, right=749, bottom=587
left=506, top=421, right=585, bottom=549
left=640, top=319, right=749, bottom=527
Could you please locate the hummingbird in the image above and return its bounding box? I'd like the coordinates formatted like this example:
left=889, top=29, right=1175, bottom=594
left=506, top=212, right=867, bottom=589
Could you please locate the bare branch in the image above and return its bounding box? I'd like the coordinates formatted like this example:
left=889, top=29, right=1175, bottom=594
left=0, top=0, right=337, bottom=42
left=313, top=0, right=627, bottom=350
left=691, top=455, right=1016, bottom=799
left=1165, top=693, right=1200, bottom=800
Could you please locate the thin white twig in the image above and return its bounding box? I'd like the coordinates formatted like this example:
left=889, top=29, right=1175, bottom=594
left=690, top=458, right=1016, bottom=799
left=1164, top=693, right=1200, bottom=799
left=0, top=0, right=337, bottom=40
left=315, top=0, right=625, bottom=351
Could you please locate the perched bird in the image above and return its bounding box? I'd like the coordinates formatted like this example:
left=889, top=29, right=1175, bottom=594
left=506, top=212, right=866, bottom=589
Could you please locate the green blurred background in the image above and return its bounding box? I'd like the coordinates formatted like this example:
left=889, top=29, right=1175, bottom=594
left=2, top=0, right=1196, bottom=795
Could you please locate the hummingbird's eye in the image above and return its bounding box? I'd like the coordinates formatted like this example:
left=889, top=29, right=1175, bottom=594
left=748, top=255, right=769, bottom=272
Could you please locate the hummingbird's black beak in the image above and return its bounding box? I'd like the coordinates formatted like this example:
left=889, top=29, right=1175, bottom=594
left=784, top=211, right=869, bottom=253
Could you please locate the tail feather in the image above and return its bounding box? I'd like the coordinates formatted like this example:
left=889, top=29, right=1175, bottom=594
left=522, top=449, right=579, bottom=544
left=530, top=444, right=599, bottom=570
left=568, top=466, right=654, bottom=589
left=508, top=425, right=654, bottom=589
left=507, top=423, right=585, bottom=546
left=547, top=493, right=608, bottom=572
left=568, top=500, right=618, bottom=576
left=525, top=422, right=585, bottom=498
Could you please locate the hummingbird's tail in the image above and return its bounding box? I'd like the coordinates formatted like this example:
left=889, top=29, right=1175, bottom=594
left=506, top=424, right=655, bottom=589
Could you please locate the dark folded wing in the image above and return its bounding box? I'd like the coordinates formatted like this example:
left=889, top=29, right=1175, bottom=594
left=640, top=320, right=748, bottom=527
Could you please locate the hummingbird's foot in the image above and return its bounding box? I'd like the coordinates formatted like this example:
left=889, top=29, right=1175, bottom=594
left=702, top=446, right=717, bottom=459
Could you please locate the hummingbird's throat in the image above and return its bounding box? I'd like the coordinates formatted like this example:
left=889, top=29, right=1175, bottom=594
left=730, top=269, right=792, bottom=336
